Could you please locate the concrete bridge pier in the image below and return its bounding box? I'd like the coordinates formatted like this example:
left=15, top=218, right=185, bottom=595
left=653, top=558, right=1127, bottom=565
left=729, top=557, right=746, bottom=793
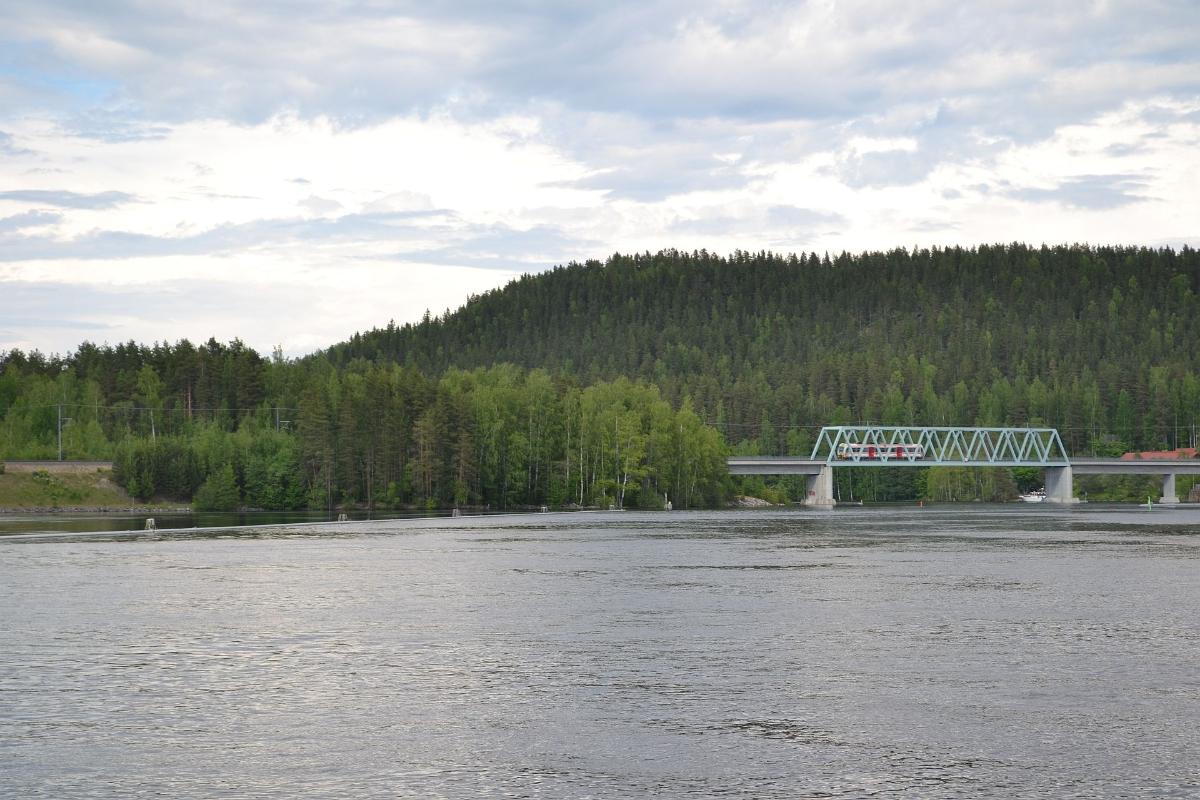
left=1044, top=466, right=1079, bottom=504
left=805, top=465, right=836, bottom=508
left=1160, top=473, right=1180, bottom=504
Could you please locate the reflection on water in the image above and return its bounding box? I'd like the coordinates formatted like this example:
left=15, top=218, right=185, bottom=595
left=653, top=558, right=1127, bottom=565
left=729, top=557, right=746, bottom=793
left=1, top=507, right=1198, bottom=798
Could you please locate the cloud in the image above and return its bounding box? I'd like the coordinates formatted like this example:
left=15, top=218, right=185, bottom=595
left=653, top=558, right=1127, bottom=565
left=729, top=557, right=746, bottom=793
left=765, top=206, right=844, bottom=230
left=61, top=109, right=171, bottom=142
left=395, top=222, right=599, bottom=270
left=0, top=189, right=137, bottom=209
left=0, top=210, right=430, bottom=261
left=0, top=130, right=34, bottom=155
left=362, top=191, right=435, bottom=214
left=0, top=210, right=62, bottom=233
left=1, top=3, right=1196, bottom=212
left=834, top=146, right=934, bottom=190
left=299, top=195, right=342, bottom=215
left=669, top=205, right=843, bottom=241
left=5, top=3, right=1197, bottom=160
left=570, top=162, right=751, bottom=202
left=1006, top=174, right=1153, bottom=210
left=907, top=218, right=961, bottom=234
left=0, top=2, right=1199, bottom=355
left=0, top=209, right=583, bottom=270
left=0, top=265, right=520, bottom=357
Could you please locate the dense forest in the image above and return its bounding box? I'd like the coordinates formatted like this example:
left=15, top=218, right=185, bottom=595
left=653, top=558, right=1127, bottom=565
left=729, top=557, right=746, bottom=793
left=332, top=244, right=1200, bottom=457
left=2, top=243, right=1198, bottom=507
left=0, top=348, right=727, bottom=510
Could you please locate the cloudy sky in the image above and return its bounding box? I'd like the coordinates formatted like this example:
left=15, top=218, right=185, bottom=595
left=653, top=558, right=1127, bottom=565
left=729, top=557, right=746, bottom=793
left=2, top=1, right=1198, bottom=357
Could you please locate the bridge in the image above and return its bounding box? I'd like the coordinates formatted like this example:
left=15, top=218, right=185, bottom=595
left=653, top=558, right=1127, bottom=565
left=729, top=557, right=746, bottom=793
left=727, top=426, right=1200, bottom=507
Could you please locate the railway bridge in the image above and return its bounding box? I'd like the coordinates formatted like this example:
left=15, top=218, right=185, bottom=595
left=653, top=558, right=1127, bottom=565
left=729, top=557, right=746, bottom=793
left=727, top=426, right=1200, bottom=507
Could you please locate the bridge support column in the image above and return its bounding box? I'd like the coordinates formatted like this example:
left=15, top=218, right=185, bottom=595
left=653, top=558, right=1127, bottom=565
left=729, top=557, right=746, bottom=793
left=1044, top=466, right=1078, bottom=504
left=1160, top=473, right=1180, bottom=504
left=804, top=466, right=836, bottom=508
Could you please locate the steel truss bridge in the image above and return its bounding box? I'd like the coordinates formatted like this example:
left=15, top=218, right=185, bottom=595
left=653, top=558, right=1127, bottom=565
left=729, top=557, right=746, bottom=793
left=727, top=426, right=1200, bottom=507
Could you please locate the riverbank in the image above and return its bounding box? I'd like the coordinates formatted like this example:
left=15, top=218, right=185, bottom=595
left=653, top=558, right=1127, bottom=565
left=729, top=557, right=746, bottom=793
left=0, top=468, right=187, bottom=512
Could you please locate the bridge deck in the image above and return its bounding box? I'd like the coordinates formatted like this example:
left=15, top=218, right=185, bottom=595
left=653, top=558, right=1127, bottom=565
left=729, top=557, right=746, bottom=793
left=727, top=456, right=1200, bottom=475
left=1070, top=459, right=1200, bottom=475
left=727, top=457, right=825, bottom=475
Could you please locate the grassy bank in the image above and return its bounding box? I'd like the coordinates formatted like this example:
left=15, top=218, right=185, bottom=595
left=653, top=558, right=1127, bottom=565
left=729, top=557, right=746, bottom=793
left=0, top=468, right=142, bottom=510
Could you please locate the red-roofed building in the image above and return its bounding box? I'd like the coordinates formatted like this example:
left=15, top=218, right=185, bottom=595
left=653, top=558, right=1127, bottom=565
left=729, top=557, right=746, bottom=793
left=1119, top=447, right=1199, bottom=461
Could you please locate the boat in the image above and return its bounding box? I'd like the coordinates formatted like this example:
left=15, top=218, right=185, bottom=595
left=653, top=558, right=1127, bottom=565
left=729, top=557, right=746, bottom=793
left=1019, top=488, right=1046, bottom=503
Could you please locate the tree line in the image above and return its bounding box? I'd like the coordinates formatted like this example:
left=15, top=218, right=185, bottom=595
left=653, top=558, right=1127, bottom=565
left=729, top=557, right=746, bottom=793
left=330, top=244, right=1200, bottom=459
left=0, top=350, right=727, bottom=509
left=3, top=243, right=1199, bottom=506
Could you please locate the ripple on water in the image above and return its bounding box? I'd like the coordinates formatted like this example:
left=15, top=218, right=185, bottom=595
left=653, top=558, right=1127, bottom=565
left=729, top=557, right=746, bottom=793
left=1, top=507, right=1199, bottom=797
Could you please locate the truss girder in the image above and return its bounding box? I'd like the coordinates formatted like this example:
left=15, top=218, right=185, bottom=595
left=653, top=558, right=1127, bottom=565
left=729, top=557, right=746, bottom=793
left=810, top=426, right=1070, bottom=466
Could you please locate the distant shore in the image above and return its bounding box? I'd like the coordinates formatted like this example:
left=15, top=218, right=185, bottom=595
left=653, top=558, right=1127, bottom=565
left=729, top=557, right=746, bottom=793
left=0, top=506, right=191, bottom=515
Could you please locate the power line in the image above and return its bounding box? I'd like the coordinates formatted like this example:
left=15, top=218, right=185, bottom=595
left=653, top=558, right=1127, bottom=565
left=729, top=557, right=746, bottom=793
left=20, top=403, right=300, bottom=414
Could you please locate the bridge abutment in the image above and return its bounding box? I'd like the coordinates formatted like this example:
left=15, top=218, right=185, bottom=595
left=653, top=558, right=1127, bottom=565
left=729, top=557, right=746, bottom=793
left=804, top=465, right=836, bottom=508
left=1044, top=466, right=1079, bottom=504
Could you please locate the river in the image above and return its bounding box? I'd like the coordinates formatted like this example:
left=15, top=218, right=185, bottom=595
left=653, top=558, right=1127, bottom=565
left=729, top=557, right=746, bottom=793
left=2, top=506, right=1198, bottom=798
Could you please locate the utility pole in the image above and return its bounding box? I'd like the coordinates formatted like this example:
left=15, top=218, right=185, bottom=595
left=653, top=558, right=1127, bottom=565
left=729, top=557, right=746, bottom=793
left=57, top=403, right=73, bottom=461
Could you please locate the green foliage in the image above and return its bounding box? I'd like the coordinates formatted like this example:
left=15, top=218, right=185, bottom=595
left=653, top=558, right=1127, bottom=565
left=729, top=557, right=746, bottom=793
left=635, top=484, right=666, bottom=510
left=113, top=437, right=202, bottom=501
left=4, top=358, right=726, bottom=510
left=325, top=244, right=1200, bottom=458
left=0, top=469, right=134, bottom=509
left=239, top=430, right=305, bottom=510
left=1011, top=466, right=1042, bottom=493
left=25, top=470, right=83, bottom=506
left=832, top=467, right=925, bottom=502
left=926, top=467, right=1018, bottom=502
left=1075, top=474, right=1162, bottom=503
left=193, top=464, right=240, bottom=511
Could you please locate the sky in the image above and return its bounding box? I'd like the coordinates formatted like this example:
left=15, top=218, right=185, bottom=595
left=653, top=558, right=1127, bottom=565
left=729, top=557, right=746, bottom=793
left=1, top=1, right=1198, bottom=358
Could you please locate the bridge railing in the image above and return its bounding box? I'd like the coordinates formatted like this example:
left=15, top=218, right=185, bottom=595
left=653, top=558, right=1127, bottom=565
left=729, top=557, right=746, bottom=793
left=810, top=426, right=1071, bottom=466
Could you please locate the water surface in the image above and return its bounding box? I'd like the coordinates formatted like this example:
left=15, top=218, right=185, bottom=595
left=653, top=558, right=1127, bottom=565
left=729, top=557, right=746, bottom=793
left=0, top=509, right=437, bottom=537
left=2, top=507, right=1198, bottom=798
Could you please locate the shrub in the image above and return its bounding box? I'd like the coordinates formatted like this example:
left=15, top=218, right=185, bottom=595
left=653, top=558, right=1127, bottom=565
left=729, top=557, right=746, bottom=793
left=192, top=464, right=240, bottom=511
left=635, top=484, right=666, bottom=510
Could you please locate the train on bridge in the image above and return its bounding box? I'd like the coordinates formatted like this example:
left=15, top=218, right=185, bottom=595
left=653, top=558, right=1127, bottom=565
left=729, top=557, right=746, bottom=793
left=836, top=443, right=925, bottom=460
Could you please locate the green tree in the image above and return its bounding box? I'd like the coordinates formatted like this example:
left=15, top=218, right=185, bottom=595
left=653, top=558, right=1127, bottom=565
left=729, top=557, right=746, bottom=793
left=193, top=463, right=240, bottom=511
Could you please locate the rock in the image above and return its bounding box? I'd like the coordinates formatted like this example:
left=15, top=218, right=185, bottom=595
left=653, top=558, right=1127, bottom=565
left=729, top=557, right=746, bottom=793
left=730, top=495, right=773, bottom=508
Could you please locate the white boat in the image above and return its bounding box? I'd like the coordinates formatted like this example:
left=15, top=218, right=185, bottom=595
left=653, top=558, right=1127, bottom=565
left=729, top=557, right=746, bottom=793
left=1019, top=488, right=1046, bottom=503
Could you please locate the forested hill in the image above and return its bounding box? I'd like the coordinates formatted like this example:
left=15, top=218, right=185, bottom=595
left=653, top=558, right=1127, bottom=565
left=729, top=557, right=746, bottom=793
left=329, top=244, right=1200, bottom=454
left=3, top=243, right=1199, bottom=511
